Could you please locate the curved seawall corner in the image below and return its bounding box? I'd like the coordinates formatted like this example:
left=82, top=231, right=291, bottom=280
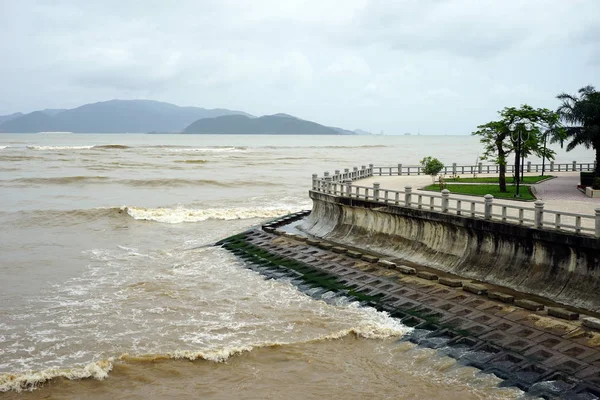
left=300, top=191, right=600, bottom=313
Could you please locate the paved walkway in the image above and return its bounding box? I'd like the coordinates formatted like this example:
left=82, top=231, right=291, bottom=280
left=354, top=172, right=600, bottom=232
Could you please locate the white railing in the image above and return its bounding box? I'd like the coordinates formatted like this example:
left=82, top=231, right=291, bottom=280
left=311, top=178, right=600, bottom=238
left=313, top=162, right=596, bottom=182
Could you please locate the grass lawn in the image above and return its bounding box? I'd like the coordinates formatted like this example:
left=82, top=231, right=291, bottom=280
left=424, top=184, right=536, bottom=200
left=443, top=175, right=552, bottom=184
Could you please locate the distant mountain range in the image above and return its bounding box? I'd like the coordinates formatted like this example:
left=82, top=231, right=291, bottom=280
left=0, top=99, right=368, bottom=135
left=184, top=113, right=349, bottom=135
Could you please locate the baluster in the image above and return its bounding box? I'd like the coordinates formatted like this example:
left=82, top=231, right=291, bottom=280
left=456, top=200, right=462, bottom=215
left=502, top=206, right=507, bottom=222
left=470, top=202, right=475, bottom=217
left=519, top=209, right=524, bottom=224
left=576, top=216, right=581, bottom=233
left=555, top=214, right=561, bottom=229
left=418, top=195, right=423, bottom=209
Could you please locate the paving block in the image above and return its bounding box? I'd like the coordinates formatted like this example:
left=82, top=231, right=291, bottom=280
left=438, top=277, right=462, bottom=287
left=377, top=259, right=396, bottom=269
left=347, top=250, right=363, bottom=258
left=397, top=265, right=416, bottom=274
left=416, top=271, right=438, bottom=280
left=463, top=283, right=488, bottom=295
left=488, top=291, right=515, bottom=303
left=515, top=299, right=545, bottom=311
left=548, top=307, right=579, bottom=321
left=332, top=246, right=347, bottom=254
left=583, top=317, right=600, bottom=331
left=361, top=254, right=379, bottom=263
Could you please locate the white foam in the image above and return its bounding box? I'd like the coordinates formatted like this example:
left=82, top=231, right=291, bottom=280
left=166, top=147, right=246, bottom=153
left=26, top=145, right=94, bottom=150
left=122, top=205, right=301, bottom=223
left=0, top=358, right=113, bottom=393
left=0, top=145, right=8, bottom=149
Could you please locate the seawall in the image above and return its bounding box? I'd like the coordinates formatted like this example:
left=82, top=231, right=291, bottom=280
left=300, top=190, right=600, bottom=313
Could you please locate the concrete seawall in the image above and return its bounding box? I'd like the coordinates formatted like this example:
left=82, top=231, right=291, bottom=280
left=301, top=191, right=600, bottom=313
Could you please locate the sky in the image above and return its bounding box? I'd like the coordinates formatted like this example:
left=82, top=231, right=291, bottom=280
left=1, top=0, right=599, bottom=134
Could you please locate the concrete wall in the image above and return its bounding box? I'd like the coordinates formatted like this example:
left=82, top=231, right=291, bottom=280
left=300, top=191, right=600, bottom=312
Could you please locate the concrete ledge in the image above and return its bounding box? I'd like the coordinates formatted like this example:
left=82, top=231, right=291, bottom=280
left=361, top=254, right=379, bottom=263
left=583, top=317, right=600, bottom=330
left=488, top=292, right=515, bottom=303
left=332, top=246, right=347, bottom=254
left=463, top=283, right=488, bottom=295
left=417, top=271, right=438, bottom=280
left=439, top=277, right=462, bottom=287
left=547, top=307, right=579, bottom=320
left=347, top=250, right=363, bottom=258
left=397, top=265, right=416, bottom=275
left=318, top=243, right=333, bottom=250
left=377, top=260, right=396, bottom=269
left=306, top=239, right=320, bottom=246
left=515, top=299, right=544, bottom=311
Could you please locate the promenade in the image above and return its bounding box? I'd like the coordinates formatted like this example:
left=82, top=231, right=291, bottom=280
left=354, top=171, right=600, bottom=226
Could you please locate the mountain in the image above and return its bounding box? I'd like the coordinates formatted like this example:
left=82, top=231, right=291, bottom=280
left=0, top=100, right=252, bottom=133
left=0, top=111, right=61, bottom=133
left=40, top=109, right=67, bottom=116
left=183, top=113, right=346, bottom=135
left=0, top=112, right=23, bottom=125
left=353, top=129, right=373, bottom=135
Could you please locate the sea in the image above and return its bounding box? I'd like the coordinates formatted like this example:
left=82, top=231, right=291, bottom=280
left=0, top=133, right=588, bottom=399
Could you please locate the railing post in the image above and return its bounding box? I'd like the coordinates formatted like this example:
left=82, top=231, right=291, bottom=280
left=334, top=170, right=340, bottom=181
left=484, top=194, right=493, bottom=220
left=404, top=186, right=412, bottom=207
left=361, top=165, right=366, bottom=178
left=312, top=173, right=318, bottom=190
left=534, top=200, right=544, bottom=229
left=353, top=166, right=358, bottom=179
left=373, top=182, right=380, bottom=201
left=325, top=176, right=332, bottom=194
left=345, top=180, right=352, bottom=197
left=324, top=171, right=330, bottom=178
left=550, top=161, right=554, bottom=172
left=452, top=162, right=457, bottom=176
left=478, top=162, right=483, bottom=174
left=398, top=163, right=402, bottom=176
left=527, top=161, right=531, bottom=173
left=595, top=208, right=600, bottom=238
left=573, top=161, right=577, bottom=172
left=344, top=168, right=350, bottom=180
left=441, top=189, right=450, bottom=213
left=369, top=164, right=374, bottom=177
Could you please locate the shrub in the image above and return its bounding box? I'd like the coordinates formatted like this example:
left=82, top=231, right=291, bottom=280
left=420, top=156, right=445, bottom=183
left=593, top=177, right=600, bottom=190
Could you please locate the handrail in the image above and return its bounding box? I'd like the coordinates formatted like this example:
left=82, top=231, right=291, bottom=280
left=312, top=174, right=600, bottom=238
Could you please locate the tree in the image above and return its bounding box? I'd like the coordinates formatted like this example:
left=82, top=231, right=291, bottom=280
left=472, top=105, right=561, bottom=192
left=420, top=156, right=444, bottom=183
left=557, top=85, right=600, bottom=175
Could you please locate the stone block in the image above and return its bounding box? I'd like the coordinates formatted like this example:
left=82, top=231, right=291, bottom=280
left=416, top=271, right=438, bottom=280
left=347, top=250, right=363, bottom=258
left=263, top=226, right=276, bottom=233
left=488, top=291, right=515, bottom=303
left=274, top=229, right=286, bottom=236
left=515, top=299, right=545, bottom=311
left=332, top=246, right=347, bottom=254
left=438, top=277, right=462, bottom=287
left=548, top=307, right=579, bottom=321
left=317, top=243, right=333, bottom=250
left=361, top=254, right=379, bottom=263
left=377, top=259, right=396, bottom=269
left=396, top=265, right=416, bottom=274
left=583, top=317, right=600, bottom=331
left=463, top=283, right=488, bottom=295
left=306, top=239, right=320, bottom=246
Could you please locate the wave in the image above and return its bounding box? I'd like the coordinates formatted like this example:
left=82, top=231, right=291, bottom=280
left=7, top=176, right=110, bottom=185
left=26, top=145, right=94, bottom=150
left=0, top=359, right=113, bottom=393
left=93, top=144, right=130, bottom=149
left=0, top=323, right=409, bottom=392
left=261, top=145, right=388, bottom=149
left=165, top=147, right=247, bottom=153
left=122, top=205, right=300, bottom=223
left=173, top=159, right=208, bottom=164
left=0, top=145, right=8, bottom=149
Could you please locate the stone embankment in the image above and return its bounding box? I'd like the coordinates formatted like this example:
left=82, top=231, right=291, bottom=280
left=216, top=212, right=600, bottom=399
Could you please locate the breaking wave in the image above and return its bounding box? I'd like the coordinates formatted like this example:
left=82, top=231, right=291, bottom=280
left=122, top=205, right=301, bottom=223
left=0, top=320, right=409, bottom=392
left=0, top=145, right=8, bottom=149
left=26, top=145, right=94, bottom=150
left=93, top=144, right=130, bottom=149
left=2, top=176, right=277, bottom=188
left=7, top=176, right=110, bottom=184
left=173, top=159, right=209, bottom=164
left=165, top=147, right=247, bottom=153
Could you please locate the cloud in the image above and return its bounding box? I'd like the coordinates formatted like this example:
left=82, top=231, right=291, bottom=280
left=0, top=0, right=598, bottom=134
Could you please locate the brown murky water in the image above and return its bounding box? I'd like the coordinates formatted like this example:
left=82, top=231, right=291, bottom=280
left=1, top=134, right=578, bottom=398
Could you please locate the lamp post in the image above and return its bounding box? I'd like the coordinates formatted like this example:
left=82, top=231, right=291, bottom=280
left=541, top=123, right=553, bottom=177
left=509, top=121, right=533, bottom=198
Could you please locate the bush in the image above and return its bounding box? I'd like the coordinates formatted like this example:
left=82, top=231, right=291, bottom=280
left=593, top=177, right=600, bottom=190
left=420, top=156, right=445, bottom=183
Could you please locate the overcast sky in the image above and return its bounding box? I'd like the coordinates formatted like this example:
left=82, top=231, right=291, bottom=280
left=1, top=0, right=598, bottom=134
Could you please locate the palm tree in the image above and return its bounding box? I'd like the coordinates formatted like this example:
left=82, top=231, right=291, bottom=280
left=557, top=85, right=600, bottom=175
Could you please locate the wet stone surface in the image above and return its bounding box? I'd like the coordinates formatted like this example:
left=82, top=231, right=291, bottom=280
left=215, top=213, right=600, bottom=399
